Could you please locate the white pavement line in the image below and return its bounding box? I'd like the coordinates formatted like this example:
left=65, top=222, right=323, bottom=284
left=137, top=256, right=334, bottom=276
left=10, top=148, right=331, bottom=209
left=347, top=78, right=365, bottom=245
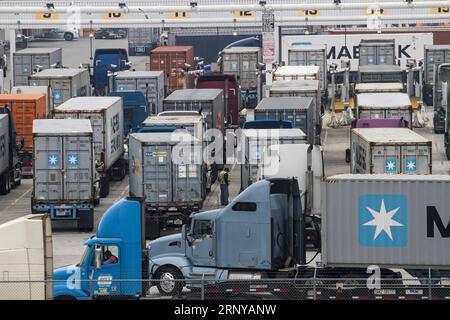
left=117, top=185, right=130, bottom=201
left=2, top=185, right=33, bottom=213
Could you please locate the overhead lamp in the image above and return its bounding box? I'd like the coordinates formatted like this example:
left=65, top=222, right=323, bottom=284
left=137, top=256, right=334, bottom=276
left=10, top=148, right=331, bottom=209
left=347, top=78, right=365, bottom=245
left=190, top=1, right=198, bottom=8
left=46, top=3, right=55, bottom=10
left=405, top=0, right=413, bottom=4
left=118, top=3, right=127, bottom=9
left=334, top=0, right=341, bottom=5
left=259, top=0, right=267, bottom=6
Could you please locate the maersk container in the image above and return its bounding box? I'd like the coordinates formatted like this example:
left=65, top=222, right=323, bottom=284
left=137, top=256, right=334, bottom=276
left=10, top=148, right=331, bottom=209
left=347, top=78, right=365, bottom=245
left=356, top=92, right=413, bottom=128
left=141, top=115, right=205, bottom=143
left=53, top=97, right=124, bottom=183
left=32, top=119, right=95, bottom=231
left=249, top=97, right=316, bottom=145
left=354, top=82, right=404, bottom=94
left=13, top=48, right=62, bottom=86
left=28, top=68, right=90, bottom=110
left=163, top=89, right=224, bottom=132
left=221, top=47, right=261, bottom=90
left=287, top=45, right=327, bottom=91
left=359, top=39, right=396, bottom=66
left=322, top=174, right=450, bottom=269
left=239, top=128, right=307, bottom=191
left=350, top=128, right=432, bottom=175
left=358, top=65, right=404, bottom=83
left=112, top=71, right=165, bottom=115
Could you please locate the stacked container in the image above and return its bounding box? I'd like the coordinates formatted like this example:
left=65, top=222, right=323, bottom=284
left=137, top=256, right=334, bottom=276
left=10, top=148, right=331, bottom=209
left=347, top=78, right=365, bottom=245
left=359, top=39, right=396, bottom=65
left=358, top=65, right=404, bottom=83
left=28, top=68, right=91, bottom=111
left=350, top=128, right=431, bottom=174
left=11, top=86, right=53, bottom=116
left=221, top=47, right=261, bottom=91
left=149, top=46, right=195, bottom=93
left=287, top=45, right=327, bottom=91
left=13, top=48, right=62, bottom=86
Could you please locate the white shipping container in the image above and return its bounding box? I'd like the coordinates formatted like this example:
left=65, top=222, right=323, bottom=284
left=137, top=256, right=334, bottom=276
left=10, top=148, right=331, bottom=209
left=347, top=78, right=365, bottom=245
left=354, top=82, right=404, bottom=94
left=273, top=66, right=320, bottom=82
left=141, top=115, right=205, bottom=143
left=351, top=128, right=431, bottom=174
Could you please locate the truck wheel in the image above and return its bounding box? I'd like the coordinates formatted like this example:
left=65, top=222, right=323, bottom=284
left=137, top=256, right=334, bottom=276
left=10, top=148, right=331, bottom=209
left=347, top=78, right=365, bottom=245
left=78, top=210, right=94, bottom=232
left=64, top=32, right=74, bottom=41
left=99, top=176, right=110, bottom=198
left=0, top=173, right=8, bottom=195
left=155, top=267, right=184, bottom=296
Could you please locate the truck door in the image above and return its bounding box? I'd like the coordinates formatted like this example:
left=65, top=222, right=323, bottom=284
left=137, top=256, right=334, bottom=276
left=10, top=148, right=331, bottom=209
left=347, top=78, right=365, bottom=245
left=188, top=219, right=216, bottom=267
left=89, top=244, right=122, bottom=296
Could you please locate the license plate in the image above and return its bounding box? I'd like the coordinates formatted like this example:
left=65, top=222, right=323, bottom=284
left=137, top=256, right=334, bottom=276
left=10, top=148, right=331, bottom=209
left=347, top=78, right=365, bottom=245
left=168, top=207, right=177, bottom=212
left=374, top=289, right=396, bottom=295
left=55, top=210, right=68, bottom=217
left=406, top=289, right=423, bottom=295
left=174, top=219, right=183, bottom=225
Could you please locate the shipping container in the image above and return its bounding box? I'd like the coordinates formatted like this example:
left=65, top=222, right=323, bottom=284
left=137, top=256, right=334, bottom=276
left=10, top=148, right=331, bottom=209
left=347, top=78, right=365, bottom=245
left=322, top=174, right=450, bottom=269
left=149, top=46, right=195, bottom=93
left=108, top=91, right=148, bottom=136
left=221, top=47, right=261, bottom=90
left=128, top=28, right=159, bottom=56
left=273, top=66, right=320, bottom=82
left=141, top=115, right=205, bottom=143
left=112, top=71, right=164, bottom=114
left=358, top=65, right=404, bottom=83
left=248, top=97, right=316, bottom=145
left=32, top=119, right=96, bottom=231
left=424, top=45, right=450, bottom=85
left=354, top=82, right=404, bottom=94
left=239, top=128, right=307, bottom=190
left=28, top=68, right=91, bottom=111
left=11, top=86, right=53, bottom=116
left=356, top=92, right=413, bottom=128
left=350, top=128, right=432, bottom=174
left=352, top=118, right=409, bottom=129
left=13, top=48, right=62, bottom=86
left=359, top=39, right=396, bottom=66
left=287, top=45, right=327, bottom=91
left=0, top=114, right=10, bottom=183
left=53, top=97, right=125, bottom=198
left=196, top=74, right=240, bottom=127
left=163, top=89, right=224, bottom=133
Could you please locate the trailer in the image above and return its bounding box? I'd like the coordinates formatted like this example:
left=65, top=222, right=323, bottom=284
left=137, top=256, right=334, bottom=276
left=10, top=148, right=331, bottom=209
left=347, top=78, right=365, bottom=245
left=424, top=45, right=450, bottom=106
left=13, top=48, right=62, bottom=86
left=350, top=128, right=432, bottom=174
left=32, top=119, right=97, bottom=231
left=0, top=110, right=21, bottom=194
left=129, top=132, right=204, bottom=240
left=53, top=97, right=125, bottom=198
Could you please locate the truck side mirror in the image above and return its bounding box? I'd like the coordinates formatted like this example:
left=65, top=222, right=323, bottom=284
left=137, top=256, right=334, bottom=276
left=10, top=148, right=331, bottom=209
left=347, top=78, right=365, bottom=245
left=345, top=148, right=351, bottom=163
left=94, top=247, right=103, bottom=270
left=181, top=224, right=187, bottom=241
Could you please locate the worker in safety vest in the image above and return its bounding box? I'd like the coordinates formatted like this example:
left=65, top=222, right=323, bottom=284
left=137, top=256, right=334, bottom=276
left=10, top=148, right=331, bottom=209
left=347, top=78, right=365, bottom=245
left=218, top=167, right=230, bottom=206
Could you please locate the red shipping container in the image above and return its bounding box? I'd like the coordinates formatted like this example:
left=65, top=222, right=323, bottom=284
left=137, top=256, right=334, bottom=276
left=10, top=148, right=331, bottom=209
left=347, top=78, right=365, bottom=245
left=150, top=46, right=195, bottom=93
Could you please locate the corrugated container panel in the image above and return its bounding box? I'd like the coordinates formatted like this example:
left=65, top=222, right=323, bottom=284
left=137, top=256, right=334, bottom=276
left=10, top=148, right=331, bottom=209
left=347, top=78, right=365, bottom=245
left=0, top=114, right=10, bottom=174
left=13, top=48, right=62, bottom=86
left=358, top=65, right=404, bottom=83
left=287, top=45, right=327, bottom=91
left=11, top=86, right=53, bottom=115
left=359, top=39, right=396, bottom=66
left=424, top=45, right=450, bottom=85
left=221, top=47, right=261, bottom=90
left=354, top=82, right=404, bottom=94
left=322, top=174, right=450, bottom=268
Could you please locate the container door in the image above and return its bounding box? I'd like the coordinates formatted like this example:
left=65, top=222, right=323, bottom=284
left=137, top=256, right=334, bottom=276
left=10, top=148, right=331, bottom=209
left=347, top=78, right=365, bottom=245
left=240, top=53, right=257, bottom=90
left=63, top=135, right=93, bottom=201
left=116, top=79, right=137, bottom=91
left=294, top=110, right=308, bottom=131
left=14, top=55, right=32, bottom=85
left=78, top=114, right=104, bottom=164
left=288, top=50, right=306, bottom=66
left=359, top=46, right=376, bottom=65
left=371, top=145, right=401, bottom=174
left=358, top=108, right=384, bottom=120
left=172, top=143, right=202, bottom=205
left=385, top=108, right=412, bottom=124
left=34, top=136, right=63, bottom=201
left=51, top=80, right=71, bottom=107
left=8, top=100, right=36, bottom=153
left=32, top=55, right=50, bottom=70
left=401, top=144, right=431, bottom=174
left=143, top=145, right=171, bottom=205
left=136, top=78, right=158, bottom=114
left=377, top=46, right=395, bottom=65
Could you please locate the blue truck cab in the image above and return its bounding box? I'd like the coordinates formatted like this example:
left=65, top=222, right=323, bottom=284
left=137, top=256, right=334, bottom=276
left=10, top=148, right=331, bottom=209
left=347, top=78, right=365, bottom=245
left=93, top=48, right=130, bottom=96
left=53, top=198, right=148, bottom=299
left=109, top=91, right=149, bottom=136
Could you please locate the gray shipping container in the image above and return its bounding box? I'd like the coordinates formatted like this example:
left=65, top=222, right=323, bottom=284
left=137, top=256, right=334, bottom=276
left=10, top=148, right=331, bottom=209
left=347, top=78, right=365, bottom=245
left=13, top=48, right=62, bottom=86
left=53, top=97, right=124, bottom=172
left=32, top=119, right=94, bottom=206
left=359, top=39, right=396, bottom=66
left=252, top=97, right=315, bottom=144
left=113, top=71, right=165, bottom=115
left=240, top=128, right=307, bottom=190
left=356, top=92, right=413, bottom=127
left=129, top=132, right=203, bottom=210
left=358, top=65, right=404, bottom=83
left=163, top=89, right=224, bottom=132
left=287, top=45, right=327, bottom=91
left=322, top=174, right=450, bottom=269
left=28, top=68, right=91, bottom=111
left=424, top=45, right=450, bottom=85
left=350, top=128, right=432, bottom=174
left=221, top=47, right=261, bottom=90
left=0, top=114, right=10, bottom=176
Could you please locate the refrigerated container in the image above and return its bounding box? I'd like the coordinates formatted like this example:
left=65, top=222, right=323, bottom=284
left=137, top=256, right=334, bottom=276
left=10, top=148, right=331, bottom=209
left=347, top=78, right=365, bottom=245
left=128, top=132, right=203, bottom=239
left=221, top=47, right=261, bottom=90
left=32, top=119, right=96, bottom=231
left=150, top=46, right=195, bottom=93
left=163, top=89, right=224, bottom=133
left=358, top=65, right=404, bottom=83
left=13, top=48, right=62, bottom=86
left=28, top=68, right=91, bottom=111
left=359, top=39, right=396, bottom=66
left=239, top=128, right=307, bottom=190
left=287, top=45, right=327, bottom=91
left=53, top=97, right=125, bottom=198
left=112, top=71, right=164, bottom=114
left=350, top=128, right=431, bottom=174
left=356, top=92, right=413, bottom=128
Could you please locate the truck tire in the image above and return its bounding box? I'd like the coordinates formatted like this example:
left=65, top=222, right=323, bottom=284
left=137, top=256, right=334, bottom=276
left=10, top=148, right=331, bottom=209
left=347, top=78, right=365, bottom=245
left=78, top=209, right=94, bottom=232
left=155, top=266, right=184, bottom=296
left=64, top=32, right=74, bottom=41
left=0, top=173, right=8, bottom=195
left=99, top=176, right=110, bottom=198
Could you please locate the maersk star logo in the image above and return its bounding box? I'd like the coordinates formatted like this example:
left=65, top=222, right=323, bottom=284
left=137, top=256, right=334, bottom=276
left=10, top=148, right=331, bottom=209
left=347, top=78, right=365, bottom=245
left=67, top=154, right=79, bottom=167
left=48, top=154, right=59, bottom=167
left=405, top=159, right=416, bottom=174
left=385, top=159, right=397, bottom=174
left=359, top=195, right=407, bottom=247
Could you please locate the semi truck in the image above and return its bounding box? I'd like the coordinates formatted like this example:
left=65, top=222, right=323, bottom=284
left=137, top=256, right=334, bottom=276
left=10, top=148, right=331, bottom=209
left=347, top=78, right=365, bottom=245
left=109, top=91, right=149, bottom=136
left=53, top=174, right=450, bottom=299
left=93, top=48, right=130, bottom=96
left=0, top=213, right=53, bottom=300
left=53, top=97, right=126, bottom=198
left=0, top=108, right=21, bottom=194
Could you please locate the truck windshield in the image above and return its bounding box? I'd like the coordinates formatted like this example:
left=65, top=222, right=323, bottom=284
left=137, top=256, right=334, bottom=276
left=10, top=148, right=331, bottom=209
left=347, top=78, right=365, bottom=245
left=77, top=246, right=90, bottom=267
left=192, top=220, right=214, bottom=238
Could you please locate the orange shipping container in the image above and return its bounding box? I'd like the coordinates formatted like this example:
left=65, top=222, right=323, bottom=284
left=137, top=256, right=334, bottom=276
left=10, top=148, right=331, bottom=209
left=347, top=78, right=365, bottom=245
left=0, top=94, right=47, bottom=153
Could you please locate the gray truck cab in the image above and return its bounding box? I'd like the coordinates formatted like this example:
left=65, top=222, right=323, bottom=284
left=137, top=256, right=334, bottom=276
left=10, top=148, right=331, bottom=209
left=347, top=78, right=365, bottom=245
left=148, top=178, right=305, bottom=295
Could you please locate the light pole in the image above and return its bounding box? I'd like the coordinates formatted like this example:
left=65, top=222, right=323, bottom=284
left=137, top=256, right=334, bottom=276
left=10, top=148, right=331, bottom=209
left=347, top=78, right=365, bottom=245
left=89, top=33, right=94, bottom=61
